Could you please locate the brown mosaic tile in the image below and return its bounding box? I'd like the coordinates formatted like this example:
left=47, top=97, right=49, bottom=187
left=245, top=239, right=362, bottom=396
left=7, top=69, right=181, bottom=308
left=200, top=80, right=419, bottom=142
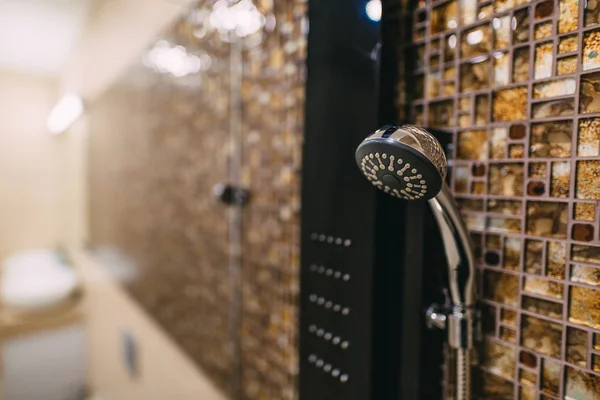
left=502, top=308, right=518, bottom=326
left=457, top=130, right=488, bottom=160
left=535, top=21, right=553, bottom=40
left=557, top=56, right=578, bottom=75
left=584, top=30, right=600, bottom=71
left=493, top=16, right=511, bottom=49
left=523, top=276, right=564, bottom=299
left=462, top=24, right=491, bottom=58
left=460, top=59, right=491, bottom=92
left=559, top=35, right=579, bottom=54
left=529, top=162, right=547, bottom=178
left=526, top=201, right=568, bottom=239
left=587, top=0, right=600, bottom=26
left=534, top=77, right=578, bottom=98
left=481, top=338, right=516, bottom=379
left=578, top=118, right=600, bottom=156
left=504, top=237, right=522, bottom=270
left=522, top=295, right=563, bottom=318
left=484, top=270, right=519, bottom=306
left=488, top=199, right=522, bottom=215
left=558, top=0, right=579, bottom=33
left=513, top=9, right=531, bottom=44
left=513, top=46, right=531, bottom=83
left=535, top=42, right=554, bottom=79
left=532, top=98, right=575, bottom=118
left=431, top=1, right=458, bottom=34
left=494, top=87, right=528, bottom=121
left=550, top=161, right=571, bottom=197
left=474, top=95, right=489, bottom=125
left=521, top=315, right=562, bottom=358
left=411, top=0, right=600, bottom=395
left=576, top=160, right=600, bottom=199
left=495, top=0, right=530, bottom=12
left=547, top=241, right=567, bottom=279
left=570, top=285, right=600, bottom=328
left=580, top=72, right=600, bottom=112
left=572, top=264, right=600, bottom=286
left=530, top=121, right=573, bottom=158
left=566, top=326, right=588, bottom=367
left=494, top=52, right=510, bottom=86
left=572, top=244, right=600, bottom=264
left=489, top=163, right=524, bottom=196
left=565, top=366, right=600, bottom=398
left=520, top=385, right=536, bottom=400
left=477, top=370, right=514, bottom=398
left=88, top=1, right=305, bottom=398
left=524, top=241, right=543, bottom=272
left=541, top=358, right=561, bottom=395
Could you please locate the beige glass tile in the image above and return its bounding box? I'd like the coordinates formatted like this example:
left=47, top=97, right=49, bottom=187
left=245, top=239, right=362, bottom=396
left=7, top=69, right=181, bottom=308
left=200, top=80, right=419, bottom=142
left=504, top=236, right=521, bottom=270
left=535, top=42, right=554, bottom=79
left=583, top=30, right=600, bottom=71
left=550, top=161, right=571, bottom=198
left=578, top=118, right=600, bottom=156
left=534, top=78, right=577, bottom=98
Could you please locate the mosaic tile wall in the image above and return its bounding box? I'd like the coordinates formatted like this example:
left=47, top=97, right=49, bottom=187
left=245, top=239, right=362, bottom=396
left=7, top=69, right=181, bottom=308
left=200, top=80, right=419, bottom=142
left=408, top=0, right=600, bottom=397
left=88, top=1, right=306, bottom=399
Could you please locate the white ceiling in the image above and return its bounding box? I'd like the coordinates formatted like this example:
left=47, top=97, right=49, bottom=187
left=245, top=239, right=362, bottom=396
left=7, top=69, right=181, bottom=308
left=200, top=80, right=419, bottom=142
left=0, top=0, right=91, bottom=75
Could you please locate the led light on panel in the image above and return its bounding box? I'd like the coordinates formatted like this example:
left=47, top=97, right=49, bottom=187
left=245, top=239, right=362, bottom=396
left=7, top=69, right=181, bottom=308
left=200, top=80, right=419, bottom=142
left=366, top=0, right=382, bottom=22
left=47, top=93, right=84, bottom=135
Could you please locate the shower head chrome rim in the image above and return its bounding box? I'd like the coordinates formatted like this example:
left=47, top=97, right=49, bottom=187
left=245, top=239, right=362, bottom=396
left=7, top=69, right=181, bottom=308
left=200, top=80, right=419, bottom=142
left=355, top=125, right=447, bottom=201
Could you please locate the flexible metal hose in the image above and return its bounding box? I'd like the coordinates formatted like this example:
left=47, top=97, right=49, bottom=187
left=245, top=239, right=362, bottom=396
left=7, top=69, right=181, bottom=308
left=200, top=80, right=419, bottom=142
left=455, top=348, right=471, bottom=400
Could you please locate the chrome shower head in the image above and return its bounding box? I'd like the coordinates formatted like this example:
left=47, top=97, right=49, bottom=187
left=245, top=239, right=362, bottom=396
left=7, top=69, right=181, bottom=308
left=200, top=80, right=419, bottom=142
left=355, top=125, right=447, bottom=200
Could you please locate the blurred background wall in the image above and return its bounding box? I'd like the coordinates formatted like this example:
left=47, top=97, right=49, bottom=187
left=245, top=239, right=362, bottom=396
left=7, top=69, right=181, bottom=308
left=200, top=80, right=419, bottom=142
left=84, top=1, right=306, bottom=399
left=0, top=71, right=59, bottom=261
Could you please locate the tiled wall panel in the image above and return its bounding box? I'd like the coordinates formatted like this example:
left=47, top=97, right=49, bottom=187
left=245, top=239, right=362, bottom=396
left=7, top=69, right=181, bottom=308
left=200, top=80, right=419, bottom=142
left=408, top=0, right=600, bottom=397
left=88, top=1, right=306, bottom=399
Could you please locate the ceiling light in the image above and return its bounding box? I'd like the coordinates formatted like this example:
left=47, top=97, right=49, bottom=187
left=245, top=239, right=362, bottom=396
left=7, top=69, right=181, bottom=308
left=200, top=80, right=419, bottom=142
left=47, top=93, right=84, bottom=135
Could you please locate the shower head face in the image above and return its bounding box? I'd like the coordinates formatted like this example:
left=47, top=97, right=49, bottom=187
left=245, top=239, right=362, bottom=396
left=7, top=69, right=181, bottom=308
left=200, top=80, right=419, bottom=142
left=355, top=125, right=447, bottom=200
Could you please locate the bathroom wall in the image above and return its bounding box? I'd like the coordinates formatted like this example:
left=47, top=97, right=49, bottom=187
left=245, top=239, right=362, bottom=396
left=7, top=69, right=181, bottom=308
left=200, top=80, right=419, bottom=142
left=406, top=0, right=600, bottom=397
left=87, top=1, right=306, bottom=399
left=76, top=252, right=225, bottom=400
left=0, top=70, right=59, bottom=260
